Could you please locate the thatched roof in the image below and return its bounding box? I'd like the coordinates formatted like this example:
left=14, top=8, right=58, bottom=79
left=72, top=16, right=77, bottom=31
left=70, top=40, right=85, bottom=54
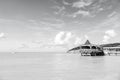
left=84, top=40, right=91, bottom=45
left=67, top=40, right=100, bottom=52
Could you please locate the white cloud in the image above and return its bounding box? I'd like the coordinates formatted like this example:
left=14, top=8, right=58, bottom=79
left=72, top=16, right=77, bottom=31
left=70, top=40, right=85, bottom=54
left=19, top=44, right=29, bottom=49
left=97, top=12, right=120, bottom=29
left=54, top=31, right=73, bottom=45
left=40, top=20, right=65, bottom=29
left=105, top=30, right=117, bottom=37
left=72, top=0, right=93, bottom=8
left=74, top=37, right=82, bottom=45
left=53, top=6, right=65, bottom=15
left=54, top=31, right=84, bottom=48
left=108, top=11, right=117, bottom=18
left=54, top=31, right=65, bottom=44
left=0, top=32, right=5, bottom=38
left=103, top=30, right=117, bottom=43
left=71, top=10, right=90, bottom=17
left=63, top=0, right=71, bottom=5
left=84, top=35, right=89, bottom=39
left=103, top=35, right=110, bottom=43
left=64, top=32, right=72, bottom=42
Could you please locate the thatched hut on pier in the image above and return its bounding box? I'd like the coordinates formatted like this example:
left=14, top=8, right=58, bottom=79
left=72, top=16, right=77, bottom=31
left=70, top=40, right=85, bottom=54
left=67, top=40, right=105, bottom=56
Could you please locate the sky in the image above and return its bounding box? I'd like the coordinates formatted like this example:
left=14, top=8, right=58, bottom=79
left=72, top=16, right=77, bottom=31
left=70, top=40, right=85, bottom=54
left=0, top=0, right=120, bottom=52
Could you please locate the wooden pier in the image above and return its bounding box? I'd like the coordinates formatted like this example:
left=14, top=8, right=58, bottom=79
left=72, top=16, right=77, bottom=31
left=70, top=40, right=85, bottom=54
left=67, top=40, right=120, bottom=56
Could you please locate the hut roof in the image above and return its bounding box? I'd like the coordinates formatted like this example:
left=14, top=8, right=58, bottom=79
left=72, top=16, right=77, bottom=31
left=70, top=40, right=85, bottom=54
left=84, top=40, right=91, bottom=45
left=67, top=40, right=102, bottom=52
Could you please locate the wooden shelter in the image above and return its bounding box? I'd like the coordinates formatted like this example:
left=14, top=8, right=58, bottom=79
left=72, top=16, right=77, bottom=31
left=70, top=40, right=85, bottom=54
left=68, top=40, right=105, bottom=56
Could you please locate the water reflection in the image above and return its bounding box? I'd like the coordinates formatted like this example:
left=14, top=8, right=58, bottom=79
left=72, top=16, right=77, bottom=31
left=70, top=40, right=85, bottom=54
left=52, top=54, right=120, bottom=80
left=51, top=54, right=106, bottom=80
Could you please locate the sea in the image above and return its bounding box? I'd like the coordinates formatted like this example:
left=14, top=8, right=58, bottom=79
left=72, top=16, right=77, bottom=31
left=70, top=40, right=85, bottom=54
left=0, top=52, right=120, bottom=80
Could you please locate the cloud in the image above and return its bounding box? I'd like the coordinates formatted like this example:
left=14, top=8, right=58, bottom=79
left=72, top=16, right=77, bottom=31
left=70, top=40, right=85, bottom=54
left=54, top=31, right=84, bottom=49
left=105, top=30, right=117, bottom=37
left=53, top=6, right=65, bottom=15
left=52, top=0, right=108, bottom=18
left=28, top=18, right=65, bottom=31
left=19, top=44, right=30, bottom=49
left=30, top=31, right=82, bottom=50
left=52, top=0, right=95, bottom=18
left=64, top=32, right=72, bottom=42
left=84, top=35, right=89, bottom=39
left=97, top=12, right=120, bottom=29
left=0, top=33, right=5, bottom=37
left=62, top=0, right=71, bottom=5
left=72, top=0, right=93, bottom=8
left=103, top=30, right=117, bottom=43
left=0, top=32, right=5, bottom=39
left=74, top=37, right=82, bottom=45
left=71, top=10, right=90, bottom=17
left=54, top=31, right=65, bottom=44
left=103, top=35, right=110, bottom=43
left=54, top=31, right=73, bottom=45
left=39, top=18, right=65, bottom=29
left=108, top=11, right=117, bottom=18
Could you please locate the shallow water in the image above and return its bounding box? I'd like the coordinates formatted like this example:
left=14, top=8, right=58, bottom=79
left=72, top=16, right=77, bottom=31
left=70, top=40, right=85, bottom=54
left=0, top=52, right=120, bottom=80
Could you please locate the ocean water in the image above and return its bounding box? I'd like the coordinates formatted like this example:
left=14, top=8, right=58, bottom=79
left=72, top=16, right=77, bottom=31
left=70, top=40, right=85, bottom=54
left=0, top=52, right=120, bottom=80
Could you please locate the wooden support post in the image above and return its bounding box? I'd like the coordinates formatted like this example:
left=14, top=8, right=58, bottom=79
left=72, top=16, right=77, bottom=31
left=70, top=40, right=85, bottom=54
left=108, top=53, right=110, bottom=56
left=74, top=50, right=75, bottom=54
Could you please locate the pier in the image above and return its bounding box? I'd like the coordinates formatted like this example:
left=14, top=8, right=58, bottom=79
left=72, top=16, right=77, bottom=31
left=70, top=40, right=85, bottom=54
left=68, top=40, right=120, bottom=56
left=104, top=47, right=120, bottom=56
left=67, top=40, right=105, bottom=56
